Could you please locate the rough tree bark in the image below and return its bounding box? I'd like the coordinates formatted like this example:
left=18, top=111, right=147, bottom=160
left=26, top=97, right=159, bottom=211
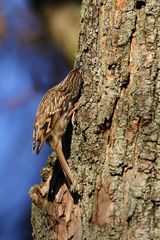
left=30, top=0, right=160, bottom=239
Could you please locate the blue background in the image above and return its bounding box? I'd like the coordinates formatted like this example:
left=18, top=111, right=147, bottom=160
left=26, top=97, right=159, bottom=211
left=0, top=0, right=69, bottom=239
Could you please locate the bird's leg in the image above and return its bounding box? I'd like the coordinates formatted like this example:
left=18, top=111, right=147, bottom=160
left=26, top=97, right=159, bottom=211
left=54, top=139, right=73, bottom=186
left=68, top=101, right=80, bottom=128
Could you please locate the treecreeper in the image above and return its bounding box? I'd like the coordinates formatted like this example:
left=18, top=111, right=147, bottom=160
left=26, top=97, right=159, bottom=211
left=32, top=68, right=82, bottom=185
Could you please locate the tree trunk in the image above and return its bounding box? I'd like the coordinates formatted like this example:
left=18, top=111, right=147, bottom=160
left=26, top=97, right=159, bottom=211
left=30, top=0, right=160, bottom=239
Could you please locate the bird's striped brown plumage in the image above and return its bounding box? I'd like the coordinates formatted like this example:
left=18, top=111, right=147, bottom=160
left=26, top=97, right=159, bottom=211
left=32, top=68, right=82, bottom=185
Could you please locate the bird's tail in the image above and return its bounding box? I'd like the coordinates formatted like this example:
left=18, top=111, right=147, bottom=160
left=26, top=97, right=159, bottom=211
left=55, top=140, right=73, bottom=185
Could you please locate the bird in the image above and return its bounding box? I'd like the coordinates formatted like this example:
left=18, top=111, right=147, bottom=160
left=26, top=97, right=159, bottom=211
left=32, top=68, right=82, bottom=185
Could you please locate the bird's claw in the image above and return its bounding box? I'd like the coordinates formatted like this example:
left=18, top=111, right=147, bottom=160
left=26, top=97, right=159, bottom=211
left=68, top=101, right=80, bottom=128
